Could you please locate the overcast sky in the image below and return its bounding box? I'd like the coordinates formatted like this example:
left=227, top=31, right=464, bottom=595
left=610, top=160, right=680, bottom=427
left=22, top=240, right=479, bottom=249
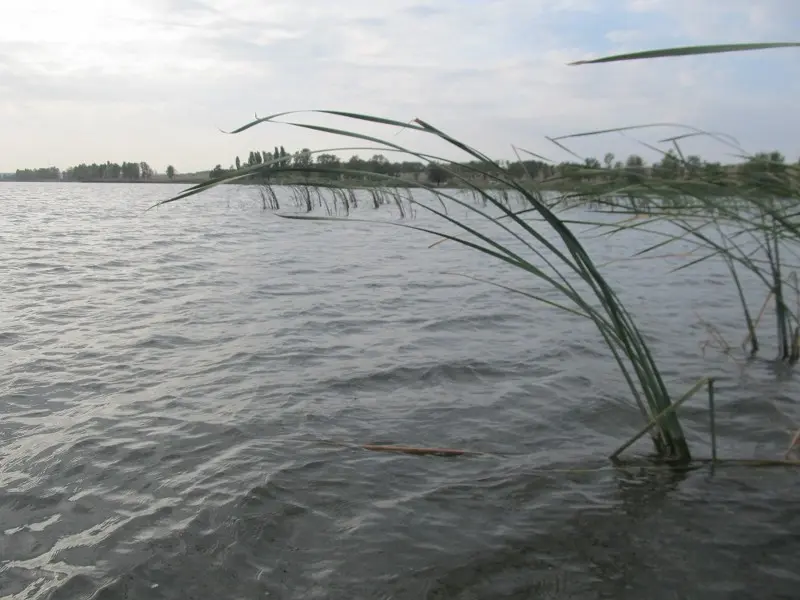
left=2, top=0, right=798, bottom=173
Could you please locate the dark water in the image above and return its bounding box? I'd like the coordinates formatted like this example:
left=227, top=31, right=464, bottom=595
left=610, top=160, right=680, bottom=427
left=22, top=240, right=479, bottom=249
left=1, top=182, right=799, bottom=599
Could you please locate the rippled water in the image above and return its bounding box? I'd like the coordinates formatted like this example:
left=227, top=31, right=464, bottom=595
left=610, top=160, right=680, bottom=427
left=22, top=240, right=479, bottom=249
left=2, top=182, right=799, bottom=599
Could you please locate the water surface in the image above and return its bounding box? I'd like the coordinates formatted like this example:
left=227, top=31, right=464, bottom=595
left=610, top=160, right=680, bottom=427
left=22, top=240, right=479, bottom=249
left=1, top=183, right=799, bottom=599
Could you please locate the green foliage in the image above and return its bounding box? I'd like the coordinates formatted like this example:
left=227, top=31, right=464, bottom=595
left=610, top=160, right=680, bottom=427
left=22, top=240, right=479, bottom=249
left=652, top=150, right=682, bottom=180
left=209, top=164, right=229, bottom=178
left=584, top=157, right=601, bottom=170
left=316, top=153, right=340, bottom=167
left=122, top=161, right=140, bottom=180
left=316, top=153, right=341, bottom=180
left=426, top=161, right=449, bottom=185
left=685, top=155, right=702, bottom=179
left=14, top=167, right=60, bottom=181
left=61, top=161, right=144, bottom=181
left=624, top=154, right=646, bottom=184
left=12, top=160, right=158, bottom=182
left=11, top=146, right=799, bottom=188
left=204, top=146, right=800, bottom=190
left=293, top=148, right=312, bottom=169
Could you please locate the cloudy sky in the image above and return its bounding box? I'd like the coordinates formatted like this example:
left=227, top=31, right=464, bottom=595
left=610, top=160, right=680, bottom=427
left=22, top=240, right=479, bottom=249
left=1, top=0, right=798, bottom=173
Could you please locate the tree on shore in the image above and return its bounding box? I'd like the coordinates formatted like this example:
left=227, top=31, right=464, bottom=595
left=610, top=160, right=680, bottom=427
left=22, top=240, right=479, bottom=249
left=426, top=162, right=449, bottom=186
left=14, top=167, right=60, bottom=181
left=140, top=162, right=153, bottom=180
left=625, top=154, right=646, bottom=183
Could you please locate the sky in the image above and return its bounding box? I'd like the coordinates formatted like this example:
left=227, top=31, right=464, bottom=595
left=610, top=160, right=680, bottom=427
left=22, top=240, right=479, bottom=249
left=1, top=0, right=799, bottom=173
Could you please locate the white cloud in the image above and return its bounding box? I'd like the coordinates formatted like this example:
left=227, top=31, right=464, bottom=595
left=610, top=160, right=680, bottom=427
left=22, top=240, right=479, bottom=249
left=625, top=0, right=800, bottom=40
left=0, top=0, right=798, bottom=173
left=604, top=29, right=649, bottom=45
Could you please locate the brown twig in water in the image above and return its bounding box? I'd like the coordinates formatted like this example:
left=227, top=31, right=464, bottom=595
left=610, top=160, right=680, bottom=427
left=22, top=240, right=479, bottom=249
left=317, top=438, right=483, bottom=457
left=359, top=444, right=477, bottom=457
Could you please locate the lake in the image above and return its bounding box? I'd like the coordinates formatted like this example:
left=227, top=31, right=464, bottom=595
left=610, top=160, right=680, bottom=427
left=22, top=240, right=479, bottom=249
left=1, top=182, right=799, bottom=599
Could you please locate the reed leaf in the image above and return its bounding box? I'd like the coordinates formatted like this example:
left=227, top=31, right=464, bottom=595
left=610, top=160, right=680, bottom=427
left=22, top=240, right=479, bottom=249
left=569, top=42, right=800, bottom=65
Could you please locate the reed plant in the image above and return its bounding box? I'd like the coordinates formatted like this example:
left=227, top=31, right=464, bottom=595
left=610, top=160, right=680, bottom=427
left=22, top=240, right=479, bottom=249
left=153, top=111, right=694, bottom=462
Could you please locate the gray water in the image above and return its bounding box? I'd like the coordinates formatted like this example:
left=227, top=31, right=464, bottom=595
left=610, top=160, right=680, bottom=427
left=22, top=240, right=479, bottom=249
left=1, top=183, right=799, bottom=599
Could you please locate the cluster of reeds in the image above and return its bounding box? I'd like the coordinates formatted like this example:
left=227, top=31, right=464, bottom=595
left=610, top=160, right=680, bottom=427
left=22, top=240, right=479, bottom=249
left=258, top=182, right=415, bottom=217
left=546, top=45, right=800, bottom=366
left=152, top=42, right=800, bottom=466
left=154, top=112, right=695, bottom=463
left=534, top=145, right=800, bottom=362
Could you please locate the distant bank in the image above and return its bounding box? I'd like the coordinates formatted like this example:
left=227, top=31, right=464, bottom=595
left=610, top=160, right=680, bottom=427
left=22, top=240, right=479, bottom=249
left=0, top=176, right=208, bottom=185
left=0, top=179, right=205, bottom=185
left=0, top=175, right=429, bottom=188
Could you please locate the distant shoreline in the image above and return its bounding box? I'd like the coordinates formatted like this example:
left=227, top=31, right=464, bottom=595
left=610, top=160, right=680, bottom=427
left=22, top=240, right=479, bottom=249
left=0, top=178, right=204, bottom=185
left=0, top=177, right=430, bottom=189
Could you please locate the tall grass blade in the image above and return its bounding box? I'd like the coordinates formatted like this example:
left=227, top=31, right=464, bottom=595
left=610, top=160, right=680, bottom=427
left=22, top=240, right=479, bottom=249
left=569, top=42, right=800, bottom=65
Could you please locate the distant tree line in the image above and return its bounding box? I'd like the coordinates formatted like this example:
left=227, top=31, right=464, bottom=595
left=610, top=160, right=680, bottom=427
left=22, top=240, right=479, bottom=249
left=8, top=149, right=799, bottom=191
left=210, top=146, right=457, bottom=185
left=65, top=161, right=155, bottom=181
left=13, top=167, right=61, bottom=181
left=10, top=161, right=176, bottom=182
left=208, top=146, right=800, bottom=190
